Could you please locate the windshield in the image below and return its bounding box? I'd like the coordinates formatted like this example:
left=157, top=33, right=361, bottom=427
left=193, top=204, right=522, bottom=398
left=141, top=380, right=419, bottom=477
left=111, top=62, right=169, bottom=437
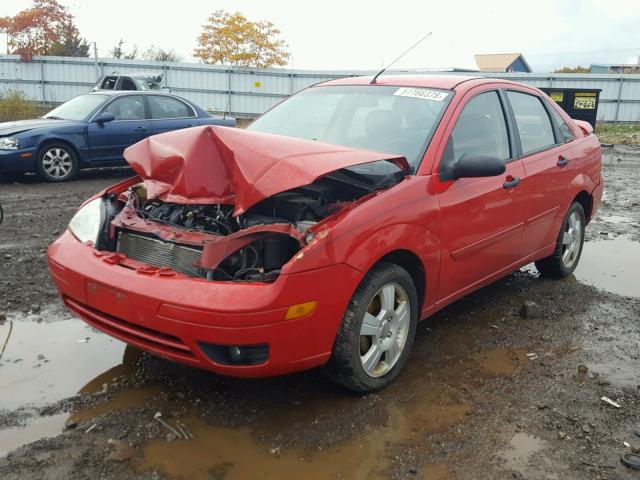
left=44, top=94, right=108, bottom=121
left=248, top=85, right=452, bottom=174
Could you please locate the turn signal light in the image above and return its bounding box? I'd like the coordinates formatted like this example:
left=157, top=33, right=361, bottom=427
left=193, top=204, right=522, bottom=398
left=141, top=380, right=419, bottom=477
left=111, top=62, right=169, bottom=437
left=284, top=301, right=317, bottom=320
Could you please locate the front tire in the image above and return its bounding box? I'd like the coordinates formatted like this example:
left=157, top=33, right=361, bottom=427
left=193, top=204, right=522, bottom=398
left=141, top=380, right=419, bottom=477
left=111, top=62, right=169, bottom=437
left=37, top=143, right=78, bottom=182
left=535, top=202, right=586, bottom=278
left=325, top=262, right=418, bottom=393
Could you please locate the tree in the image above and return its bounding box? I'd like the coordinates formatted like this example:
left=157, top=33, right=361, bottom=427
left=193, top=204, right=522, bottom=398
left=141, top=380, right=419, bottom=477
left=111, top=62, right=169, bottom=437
left=554, top=66, right=591, bottom=73
left=142, top=45, right=183, bottom=63
left=49, top=20, right=89, bottom=57
left=0, top=0, right=88, bottom=60
left=194, top=10, right=289, bottom=68
left=110, top=39, right=138, bottom=60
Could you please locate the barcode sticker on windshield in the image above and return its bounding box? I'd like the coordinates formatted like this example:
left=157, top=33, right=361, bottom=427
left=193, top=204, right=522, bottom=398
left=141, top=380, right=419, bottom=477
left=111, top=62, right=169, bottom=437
left=393, top=87, right=449, bottom=102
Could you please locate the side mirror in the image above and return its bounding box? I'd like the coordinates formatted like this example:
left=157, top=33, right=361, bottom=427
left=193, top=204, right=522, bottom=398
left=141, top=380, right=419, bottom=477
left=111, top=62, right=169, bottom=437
left=442, top=153, right=506, bottom=181
left=94, top=112, right=115, bottom=124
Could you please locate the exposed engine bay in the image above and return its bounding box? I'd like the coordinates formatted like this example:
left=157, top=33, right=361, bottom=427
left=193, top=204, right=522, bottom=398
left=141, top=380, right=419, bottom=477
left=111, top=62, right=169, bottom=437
left=104, top=172, right=398, bottom=282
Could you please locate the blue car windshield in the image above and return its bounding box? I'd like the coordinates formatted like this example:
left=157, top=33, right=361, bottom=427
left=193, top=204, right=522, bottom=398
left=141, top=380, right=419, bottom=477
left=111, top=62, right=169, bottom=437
left=247, top=85, right=452, bottom=174
left=44, top=94, right=108, bottom=121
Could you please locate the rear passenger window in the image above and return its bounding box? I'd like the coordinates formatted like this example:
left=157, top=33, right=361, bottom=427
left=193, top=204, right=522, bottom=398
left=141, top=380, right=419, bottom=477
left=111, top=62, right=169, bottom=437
left=443, top=91, right=511, bottom=168
left=148, top=96, right=195, bottom=119
left=547, top=104, right=574, bottom=143
left=507, top=91, right=556, bottom=155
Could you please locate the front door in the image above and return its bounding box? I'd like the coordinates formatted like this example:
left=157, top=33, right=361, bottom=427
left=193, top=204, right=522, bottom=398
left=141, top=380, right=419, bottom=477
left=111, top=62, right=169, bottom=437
left=435, top=90, right=527, bottom=302
left=88, top=95, right=150, bottom=163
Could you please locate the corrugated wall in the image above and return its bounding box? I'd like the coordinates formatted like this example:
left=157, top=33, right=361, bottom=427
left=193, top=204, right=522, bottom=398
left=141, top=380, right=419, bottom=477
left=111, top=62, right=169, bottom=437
left=1, top=55, right=639, bottom=122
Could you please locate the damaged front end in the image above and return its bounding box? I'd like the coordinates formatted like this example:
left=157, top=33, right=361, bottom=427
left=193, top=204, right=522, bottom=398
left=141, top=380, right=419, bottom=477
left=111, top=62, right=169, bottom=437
left=82, top=126, right=408, bottom=282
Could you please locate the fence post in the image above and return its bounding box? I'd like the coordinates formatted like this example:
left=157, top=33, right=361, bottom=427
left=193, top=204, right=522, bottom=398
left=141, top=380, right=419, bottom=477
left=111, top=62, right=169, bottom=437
left=226, top=68, right=232, bottom=115
left=40, top=59, right=45, bottom=107
left=289, top=72, right=294, bottom=95
left=548, top=75, right=553, bottom=88
left=614, top=75, right=624, bottom=124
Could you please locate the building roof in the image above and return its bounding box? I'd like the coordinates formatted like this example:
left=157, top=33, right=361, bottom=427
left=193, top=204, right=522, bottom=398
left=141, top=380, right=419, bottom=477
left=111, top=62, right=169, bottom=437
left=474, top=53, right=531, bottom=72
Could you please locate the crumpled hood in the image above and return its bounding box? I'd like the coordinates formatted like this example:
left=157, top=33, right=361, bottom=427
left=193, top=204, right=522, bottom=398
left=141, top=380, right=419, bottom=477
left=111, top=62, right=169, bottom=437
left=0, top=118, right=73, bottom=136
left=123, top=125, right=409, bottom=215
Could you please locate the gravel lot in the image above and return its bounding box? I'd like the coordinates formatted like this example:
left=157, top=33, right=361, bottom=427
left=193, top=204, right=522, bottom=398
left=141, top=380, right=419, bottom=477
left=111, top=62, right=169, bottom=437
left=0, top=150, right=639, bottom=480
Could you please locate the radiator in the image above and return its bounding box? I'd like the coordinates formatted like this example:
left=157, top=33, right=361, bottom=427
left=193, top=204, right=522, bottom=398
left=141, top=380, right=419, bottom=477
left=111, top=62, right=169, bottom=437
left=117, top=231, right=202, bottom=277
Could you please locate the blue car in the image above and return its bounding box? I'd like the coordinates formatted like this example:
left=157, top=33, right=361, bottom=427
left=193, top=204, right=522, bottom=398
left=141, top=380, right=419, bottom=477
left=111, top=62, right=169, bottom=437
left=0, top=91, right=235, bottom=182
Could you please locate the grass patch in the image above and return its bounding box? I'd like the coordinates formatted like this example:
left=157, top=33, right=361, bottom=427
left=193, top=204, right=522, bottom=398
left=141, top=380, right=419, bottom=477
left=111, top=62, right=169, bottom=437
left=596, top=124, right=640, bottom=146
left=0, top=91, right=48, bottom=122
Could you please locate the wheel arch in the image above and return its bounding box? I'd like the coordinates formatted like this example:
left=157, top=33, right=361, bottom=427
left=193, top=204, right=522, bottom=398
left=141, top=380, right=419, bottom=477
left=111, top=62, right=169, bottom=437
left=573, top=190, right=593, bottom=223
left=37, top=138, right=81, bottom=164
left=371, top=249, right=427, bottom=313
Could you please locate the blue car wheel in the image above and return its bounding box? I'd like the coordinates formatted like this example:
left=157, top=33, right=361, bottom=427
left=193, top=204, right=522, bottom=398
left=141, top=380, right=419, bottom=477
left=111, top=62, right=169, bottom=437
left=37, top=143, right=78, bottom=182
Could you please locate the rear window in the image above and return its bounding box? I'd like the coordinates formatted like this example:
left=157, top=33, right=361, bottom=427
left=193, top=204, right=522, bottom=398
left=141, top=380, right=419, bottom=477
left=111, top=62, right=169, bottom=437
left=507, top=91, right=556, bottom=155
left=547, top=103, right=574, bottom=143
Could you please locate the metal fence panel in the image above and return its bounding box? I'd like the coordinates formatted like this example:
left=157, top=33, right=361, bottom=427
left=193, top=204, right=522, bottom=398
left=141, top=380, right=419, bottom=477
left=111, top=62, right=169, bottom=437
left=0, top=55, right=639, bottom=122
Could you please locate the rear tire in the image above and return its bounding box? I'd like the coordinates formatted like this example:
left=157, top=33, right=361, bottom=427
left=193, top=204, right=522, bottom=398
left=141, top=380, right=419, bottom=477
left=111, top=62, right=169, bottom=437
left=324, top=262, right=418, bottom=393
left=535, top=202, right=586, bottom=278
left=37, top=143, right=78, bottom=182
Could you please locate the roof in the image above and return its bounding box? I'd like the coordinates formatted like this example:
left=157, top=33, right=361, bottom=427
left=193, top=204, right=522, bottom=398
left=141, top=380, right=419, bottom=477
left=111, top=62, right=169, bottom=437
left=86, top=90, right=175, bottom=97
left=320, top=75, right=483, bottom=90
left=474, top=53, right=531, bottom=72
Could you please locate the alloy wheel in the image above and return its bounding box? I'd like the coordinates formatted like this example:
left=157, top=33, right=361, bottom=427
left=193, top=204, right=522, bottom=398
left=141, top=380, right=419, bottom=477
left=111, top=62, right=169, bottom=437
left=42, top=147, right=73, bottom=180
left=561, top=210, right=583, bottom=269
left=359, top=282, right=411, bottom=378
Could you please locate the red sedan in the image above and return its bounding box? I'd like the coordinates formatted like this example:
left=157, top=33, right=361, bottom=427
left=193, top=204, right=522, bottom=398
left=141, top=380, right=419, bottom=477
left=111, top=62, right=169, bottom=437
left=48, top=75, right=603, bottom=392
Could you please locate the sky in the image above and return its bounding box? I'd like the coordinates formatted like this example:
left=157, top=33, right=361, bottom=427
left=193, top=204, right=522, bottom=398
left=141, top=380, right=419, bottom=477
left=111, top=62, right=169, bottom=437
left=1, top=0, right=639, bottom=72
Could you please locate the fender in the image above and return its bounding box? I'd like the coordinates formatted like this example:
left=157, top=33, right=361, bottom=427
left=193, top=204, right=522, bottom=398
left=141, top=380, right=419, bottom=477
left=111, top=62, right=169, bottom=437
left=284, top=177, right=441, bottom=314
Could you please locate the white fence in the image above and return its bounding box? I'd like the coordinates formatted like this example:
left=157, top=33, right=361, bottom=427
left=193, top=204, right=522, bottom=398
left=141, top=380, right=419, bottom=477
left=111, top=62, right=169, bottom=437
left=1, top=55, right=639, bottom=122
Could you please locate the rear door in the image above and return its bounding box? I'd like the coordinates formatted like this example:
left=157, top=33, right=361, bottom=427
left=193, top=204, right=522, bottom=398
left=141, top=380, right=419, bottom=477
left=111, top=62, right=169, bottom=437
left=87, top=94, right=151, bottom=163
left=147, top=95, right=198, bottom=135
left=435, top=88, right=527, bottom=302
left=505, top=90, right=575, bottom=257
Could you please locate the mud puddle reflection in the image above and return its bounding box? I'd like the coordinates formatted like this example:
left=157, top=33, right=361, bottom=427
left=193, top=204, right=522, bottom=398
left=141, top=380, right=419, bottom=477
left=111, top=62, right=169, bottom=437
left=574, top=238, right=640, bottom=297
left=0, top=412, right=68, bottom=457
left=128, top=346, right=529, bottom=479
left=0, top=304, right=127, bottom=410
left=499, top=432, right=560, bottom=480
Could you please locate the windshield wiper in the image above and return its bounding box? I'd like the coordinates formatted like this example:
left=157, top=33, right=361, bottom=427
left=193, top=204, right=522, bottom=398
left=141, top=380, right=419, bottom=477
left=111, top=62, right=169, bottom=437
left=44, top=116, right=65, bottom=120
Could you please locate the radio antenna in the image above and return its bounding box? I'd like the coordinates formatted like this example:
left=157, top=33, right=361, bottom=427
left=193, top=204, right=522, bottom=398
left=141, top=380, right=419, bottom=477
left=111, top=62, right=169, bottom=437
left=370, top=32, right=433, bottom=84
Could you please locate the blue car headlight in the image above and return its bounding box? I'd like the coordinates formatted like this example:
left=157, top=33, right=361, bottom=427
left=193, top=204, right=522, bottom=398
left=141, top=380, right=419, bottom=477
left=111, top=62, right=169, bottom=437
left=68, top=198, right=104, bottom=245
left=0, top=137, right=19, bottom=150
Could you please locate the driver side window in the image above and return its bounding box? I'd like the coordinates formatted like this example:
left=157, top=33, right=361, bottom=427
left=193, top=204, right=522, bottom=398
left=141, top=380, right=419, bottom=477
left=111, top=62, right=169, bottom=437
left=102, top=96, right=145, bottom=121
left=442, top=91, right=510, bottom=171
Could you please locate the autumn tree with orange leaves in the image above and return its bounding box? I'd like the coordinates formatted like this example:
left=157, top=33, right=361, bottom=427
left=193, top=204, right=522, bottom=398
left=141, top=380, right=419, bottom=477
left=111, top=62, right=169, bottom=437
left=0, top=0, right=88, bottom=60
left=194, top=10, right=289, bottom=68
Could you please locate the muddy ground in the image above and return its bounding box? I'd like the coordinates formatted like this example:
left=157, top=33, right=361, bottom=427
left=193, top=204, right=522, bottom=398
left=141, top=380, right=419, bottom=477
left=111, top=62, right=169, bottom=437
left=0, top=148, right=639, bottom=480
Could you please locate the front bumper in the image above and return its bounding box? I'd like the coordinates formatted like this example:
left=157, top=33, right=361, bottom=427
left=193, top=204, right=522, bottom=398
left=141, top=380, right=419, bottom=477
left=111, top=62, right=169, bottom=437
left=48, top=230, right=363, bottom=377
left=0, top=148, right=36, bottom=174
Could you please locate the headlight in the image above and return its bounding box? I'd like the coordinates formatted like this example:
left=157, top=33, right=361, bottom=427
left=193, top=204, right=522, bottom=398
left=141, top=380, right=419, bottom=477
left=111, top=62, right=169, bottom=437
left=0, top=137, right=19, bottom=150
left=68, top=198, right=104, bottom=245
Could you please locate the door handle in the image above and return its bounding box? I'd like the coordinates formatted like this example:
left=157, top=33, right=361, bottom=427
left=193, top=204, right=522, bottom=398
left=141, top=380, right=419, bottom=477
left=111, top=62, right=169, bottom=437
left=557, top=156, right=570, bottom=167
left=503, top=176, right=521, bottom=189
left=133, top=126, right=147, bottom=132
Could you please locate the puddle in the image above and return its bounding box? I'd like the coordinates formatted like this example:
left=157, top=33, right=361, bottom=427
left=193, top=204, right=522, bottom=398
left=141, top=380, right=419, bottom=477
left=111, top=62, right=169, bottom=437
left=141, top=416, right=388, bottom=480
left=472, top=348, right=527, bottom=376
left=421, top=463, right=452, bottom=480
left=0, top=412, right=67, bottom=457
left=574, top=238, right=640, bottom=297
left=501, top=432, right=546, bottom=474
left=0, top=306, right=127, bottom=410
left=131, top=345, right=529, bottom=480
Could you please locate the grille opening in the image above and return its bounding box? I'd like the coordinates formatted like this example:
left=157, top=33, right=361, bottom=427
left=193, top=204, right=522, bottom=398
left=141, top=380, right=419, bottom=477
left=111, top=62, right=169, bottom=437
left=116, top=231, right=203, bottom=277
